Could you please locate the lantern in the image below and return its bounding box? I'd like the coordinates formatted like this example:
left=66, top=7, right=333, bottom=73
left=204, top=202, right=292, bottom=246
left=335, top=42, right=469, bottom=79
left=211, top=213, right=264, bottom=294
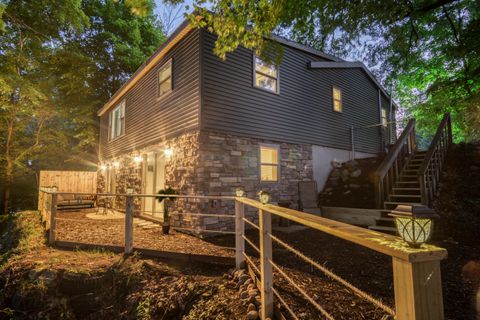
left=389, top=205, right=439, bottom=248
left=164, top=148, right=173, bottom=158
left=258, top=190, right=270, bottom=205
left=133, top=155, right=143, bottom=163
left=235, top=187, right=245, bottom=197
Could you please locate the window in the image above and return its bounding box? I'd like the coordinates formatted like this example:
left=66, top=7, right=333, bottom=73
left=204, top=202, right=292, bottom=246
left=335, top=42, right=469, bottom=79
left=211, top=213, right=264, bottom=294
left=381, top=108, right=388, bottom=127
left=109, top=100, right=125, bottom=140
left=332, top=86, right=342, bottom=112
left=158, top=59, right=172, bottom=97
left=254, top=56, right=278, bottom=93
left=260, top=144, right=280, bottom=182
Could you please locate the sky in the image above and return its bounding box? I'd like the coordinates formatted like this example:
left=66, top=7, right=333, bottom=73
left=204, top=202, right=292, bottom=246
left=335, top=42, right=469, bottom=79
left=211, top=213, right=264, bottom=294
left=154, top=1, right=194, bottom=35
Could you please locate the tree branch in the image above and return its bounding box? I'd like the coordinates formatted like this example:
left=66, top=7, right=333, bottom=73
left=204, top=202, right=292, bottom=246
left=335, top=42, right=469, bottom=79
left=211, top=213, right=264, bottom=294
left=14, top=116, right=46, bottom=162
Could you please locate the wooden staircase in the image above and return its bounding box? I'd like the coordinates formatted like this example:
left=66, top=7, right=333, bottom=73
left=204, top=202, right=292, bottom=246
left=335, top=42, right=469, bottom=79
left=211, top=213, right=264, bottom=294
left=370, top=114, right=452, bottom=233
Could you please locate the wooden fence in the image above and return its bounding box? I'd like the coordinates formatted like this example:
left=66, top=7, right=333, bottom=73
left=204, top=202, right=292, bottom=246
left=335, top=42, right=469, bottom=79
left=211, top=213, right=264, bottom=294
left=38, top=189, right=447, bottom=320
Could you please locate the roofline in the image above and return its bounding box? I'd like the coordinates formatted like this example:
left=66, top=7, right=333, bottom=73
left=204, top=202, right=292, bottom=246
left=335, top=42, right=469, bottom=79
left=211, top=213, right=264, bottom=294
left=270, top=35, right=343, bottom=62
left=308, top=61, right=397, bottom=108
left=97, top=19, right=193, bottom=116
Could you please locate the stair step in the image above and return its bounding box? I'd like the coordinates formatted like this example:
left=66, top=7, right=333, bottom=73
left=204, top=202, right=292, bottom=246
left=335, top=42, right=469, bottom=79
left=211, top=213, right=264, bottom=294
left=384, top=201, right=422, bottom=206
left=368, top=225, right=397, bottom=233
left=388, top=194, right=421, bottom=198
left=393, top=187, right=421, bottom=191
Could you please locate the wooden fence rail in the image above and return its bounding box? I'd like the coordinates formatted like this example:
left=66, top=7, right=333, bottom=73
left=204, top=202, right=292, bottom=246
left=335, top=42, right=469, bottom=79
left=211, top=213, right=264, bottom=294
left=38, top=188, right=447, bottom=319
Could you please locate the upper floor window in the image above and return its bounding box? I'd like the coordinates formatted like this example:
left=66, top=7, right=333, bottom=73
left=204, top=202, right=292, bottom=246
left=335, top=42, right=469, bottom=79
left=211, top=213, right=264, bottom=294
left=158, top=59, right=172, bottom=97
left=381, top=108, right=388, bottom=127
left=109, top=100, right=125, bottom=140
left=260, top=144, right=280, bottom=182
left=254, top=56, right=278, bottom=93
left=332, top=86, right=342, bottom=112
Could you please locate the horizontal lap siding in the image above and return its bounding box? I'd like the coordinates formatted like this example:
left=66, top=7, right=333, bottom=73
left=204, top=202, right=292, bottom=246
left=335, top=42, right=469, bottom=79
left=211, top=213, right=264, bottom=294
left=99, top=30, right=200, bottom=160
left=202, top=31, right=389, bottom=154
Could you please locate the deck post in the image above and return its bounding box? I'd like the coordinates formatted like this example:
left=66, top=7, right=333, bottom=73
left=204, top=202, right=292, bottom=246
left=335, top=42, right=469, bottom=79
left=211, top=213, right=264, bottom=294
left=259, top=208, right=274, bottom=319
left=235, top=199, right=245, bottom=268
left=393, top=257, right=444, bottom=320
left=49, top=193, right=57, bottom=245
left=125, top=195, right=134, bottom=254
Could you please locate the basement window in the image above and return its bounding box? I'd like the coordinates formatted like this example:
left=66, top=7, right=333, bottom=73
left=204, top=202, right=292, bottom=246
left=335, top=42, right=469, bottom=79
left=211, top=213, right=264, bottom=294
left=260, top=144, right=280, bottom=182
left=332, top=86, right=342, bottom=112
left=109, top=100, right=125, bottom=140
left=158, top=59, right=172, bottom=97
left=254, top=56, right=279, bottom=93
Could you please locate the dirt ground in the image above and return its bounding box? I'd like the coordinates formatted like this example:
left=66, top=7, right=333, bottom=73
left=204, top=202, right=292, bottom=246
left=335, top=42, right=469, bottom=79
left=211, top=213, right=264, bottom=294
left=55, top=210, right=234, bottom=258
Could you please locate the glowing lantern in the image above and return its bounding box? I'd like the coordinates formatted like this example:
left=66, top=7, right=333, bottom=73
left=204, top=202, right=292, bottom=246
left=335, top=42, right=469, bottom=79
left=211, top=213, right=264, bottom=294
left=389, top=205, right=439, bottom=248
left=235, top=187, right=245, bottom=197
left=164, top=148, right=173, bottom=158
left=100, top=164, right=107, bottom=171
left=258, top=190, right=270, bottom=204
left=112, top=161, right=120, bottom=168
left=133, top=155, right=143, bottom=163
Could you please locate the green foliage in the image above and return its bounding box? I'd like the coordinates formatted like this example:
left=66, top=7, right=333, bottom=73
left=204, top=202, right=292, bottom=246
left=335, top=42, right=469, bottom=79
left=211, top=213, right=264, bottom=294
left=182, top=0, right=479, bottom=142
left=0, top=0, right=165, bottom=212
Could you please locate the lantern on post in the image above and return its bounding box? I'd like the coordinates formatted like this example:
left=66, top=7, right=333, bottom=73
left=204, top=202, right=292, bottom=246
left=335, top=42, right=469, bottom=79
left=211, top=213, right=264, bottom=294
left=389, top=205, right=439, bottom=248
left=257, top=190, right=270, bottom=205
left=235, top=187, right=245, bottom=197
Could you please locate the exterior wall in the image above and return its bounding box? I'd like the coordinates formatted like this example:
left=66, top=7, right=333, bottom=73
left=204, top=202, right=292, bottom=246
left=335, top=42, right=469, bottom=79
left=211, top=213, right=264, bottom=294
left=312, top=145, right=376, bottom=191
left=201, top=29, right=394, bottom=154
left=98, top=29, right=201, bottom=160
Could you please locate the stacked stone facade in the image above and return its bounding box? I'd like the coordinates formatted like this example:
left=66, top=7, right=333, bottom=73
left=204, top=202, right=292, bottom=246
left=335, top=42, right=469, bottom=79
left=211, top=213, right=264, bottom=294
left=97, top=130, right=313, bottom=233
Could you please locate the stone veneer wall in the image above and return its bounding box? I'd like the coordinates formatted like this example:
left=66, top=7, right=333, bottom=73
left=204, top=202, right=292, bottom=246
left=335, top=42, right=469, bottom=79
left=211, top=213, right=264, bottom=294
left=97, top=130, right=313, bottom=234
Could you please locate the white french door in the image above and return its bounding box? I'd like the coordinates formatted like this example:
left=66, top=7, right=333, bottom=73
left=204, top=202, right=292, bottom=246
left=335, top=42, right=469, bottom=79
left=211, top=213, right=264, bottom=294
left=142, top=152, right=165, bottom=218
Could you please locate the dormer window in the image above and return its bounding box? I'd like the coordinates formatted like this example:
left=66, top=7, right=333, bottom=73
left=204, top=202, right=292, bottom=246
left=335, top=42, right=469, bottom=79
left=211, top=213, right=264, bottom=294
left=109, top=100, right=125, bottom=140
left=158, top=59, right=172, bottom=97
left=254, top=56, right=279, bottom=93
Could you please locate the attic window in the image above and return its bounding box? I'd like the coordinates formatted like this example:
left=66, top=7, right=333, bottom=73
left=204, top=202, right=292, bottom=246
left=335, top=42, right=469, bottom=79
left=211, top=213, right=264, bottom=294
left=254, top=56, right=278, bottom=93
left=332, top=86, right=342, bottom=112
left=158, top=59, right=172, bottom=97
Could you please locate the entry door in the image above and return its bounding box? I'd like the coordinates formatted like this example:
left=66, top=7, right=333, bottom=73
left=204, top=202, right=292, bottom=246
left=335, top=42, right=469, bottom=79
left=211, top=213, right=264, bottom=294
left=143, top=152, right=165, bottom=218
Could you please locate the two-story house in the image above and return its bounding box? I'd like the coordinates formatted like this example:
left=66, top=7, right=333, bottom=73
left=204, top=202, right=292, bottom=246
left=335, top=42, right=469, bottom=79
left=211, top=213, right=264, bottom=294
left=96, top=19, right=396, bottom=226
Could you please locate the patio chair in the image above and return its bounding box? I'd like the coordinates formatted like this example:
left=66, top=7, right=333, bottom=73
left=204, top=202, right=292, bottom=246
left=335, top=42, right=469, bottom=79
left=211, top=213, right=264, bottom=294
left=298, top=181, right=322, bottom=216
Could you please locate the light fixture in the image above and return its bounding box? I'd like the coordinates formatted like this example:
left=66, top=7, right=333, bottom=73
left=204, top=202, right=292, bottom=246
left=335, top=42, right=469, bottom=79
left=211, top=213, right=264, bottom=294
left=389, top=205, right=439, bottom=248
left=100, top=164, right=107, bottom=171
left=235, top=187, right=245, bottom=197
left=112, top=161, right=120, bottom=168
left=126, top=187, right=134, bottom=194
left=133, top=155, right=143, bottom=163
left=164, top=148, right=173, bottom=158
left=258, top=190, right=270, bottom=205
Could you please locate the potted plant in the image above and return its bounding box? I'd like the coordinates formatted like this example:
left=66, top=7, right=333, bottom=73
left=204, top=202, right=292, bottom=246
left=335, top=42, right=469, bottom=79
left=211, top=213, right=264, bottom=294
left=156, top=187, right=178, bottom=234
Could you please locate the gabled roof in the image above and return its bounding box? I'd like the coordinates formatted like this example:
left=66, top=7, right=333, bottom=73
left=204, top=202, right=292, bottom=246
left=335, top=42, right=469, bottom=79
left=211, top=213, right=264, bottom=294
left=308, top=61, right=395, bottom=107
left=99, top=19, right=394, bottom=116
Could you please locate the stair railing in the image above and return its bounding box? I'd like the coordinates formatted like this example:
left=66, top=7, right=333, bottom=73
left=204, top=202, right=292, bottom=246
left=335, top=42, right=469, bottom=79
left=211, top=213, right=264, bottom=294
left=374, top=119, right=417, bottom=209
left=419, top=113, right=452, bottom=206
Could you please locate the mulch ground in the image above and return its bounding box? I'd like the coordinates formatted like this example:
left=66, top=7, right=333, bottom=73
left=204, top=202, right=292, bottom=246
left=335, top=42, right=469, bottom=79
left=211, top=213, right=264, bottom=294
left=55, top=211, right=234, bottom=258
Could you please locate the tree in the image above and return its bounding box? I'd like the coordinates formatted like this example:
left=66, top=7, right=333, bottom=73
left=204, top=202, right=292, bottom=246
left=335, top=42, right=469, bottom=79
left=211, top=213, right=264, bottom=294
left=183, top=0, right=479, bottom=141
left=0, top=0, right=165, bottom=213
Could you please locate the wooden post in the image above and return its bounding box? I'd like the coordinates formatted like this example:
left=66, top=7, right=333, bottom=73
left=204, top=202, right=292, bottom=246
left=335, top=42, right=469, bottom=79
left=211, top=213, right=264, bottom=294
left=235, top=199, right=245, bottom=268
left=125, top=195, right=134, bottom=254
left=49, top=193, right=57, bottom=245
left=393, top=257, right=444, bottom=320
left=259, top=208, right=273, bottom=319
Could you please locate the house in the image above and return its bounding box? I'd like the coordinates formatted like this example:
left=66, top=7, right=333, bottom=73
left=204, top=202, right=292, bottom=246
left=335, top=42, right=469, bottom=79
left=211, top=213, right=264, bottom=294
left=96, top=19, right=396, bottom=228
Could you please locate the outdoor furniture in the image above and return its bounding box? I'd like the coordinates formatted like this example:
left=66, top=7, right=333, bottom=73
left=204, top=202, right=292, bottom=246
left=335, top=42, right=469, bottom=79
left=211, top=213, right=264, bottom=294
left=57, top=193, right=95, bottom=210
left=96, top=195, right=115, bottom=215
left=298, top=181, right=322, bottom=216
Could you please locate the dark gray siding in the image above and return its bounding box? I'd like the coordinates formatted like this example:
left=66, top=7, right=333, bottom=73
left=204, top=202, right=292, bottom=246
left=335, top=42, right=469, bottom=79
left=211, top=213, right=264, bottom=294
left=201, top=30, right=393, bottom=154
left=99, top=29, right=200, bottom=160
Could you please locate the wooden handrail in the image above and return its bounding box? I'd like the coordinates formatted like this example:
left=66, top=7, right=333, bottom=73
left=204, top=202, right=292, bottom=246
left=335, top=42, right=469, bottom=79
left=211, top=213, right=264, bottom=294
left=418, top=113, right=452, bottom=205
left=374, top=118, right=417, bottom=208
left=376, top=118, right=415, bottom=178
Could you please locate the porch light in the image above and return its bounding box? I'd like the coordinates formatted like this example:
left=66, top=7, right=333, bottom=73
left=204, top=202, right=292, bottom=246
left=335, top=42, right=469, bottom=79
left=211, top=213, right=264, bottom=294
left=126, top=187, right=134, bottom=194
left=235, top=187, right=245, bottom=197
left=100, top=164, right=107, bottom=171
left=389, top=205, right=439, bottom=248
left=164, top=148, right=173, bottom=158
left=258, top=190, right=270, bottom=204
left=133, top=155, right=143, bottom=163
left=112, top=161, right=120, bottom=168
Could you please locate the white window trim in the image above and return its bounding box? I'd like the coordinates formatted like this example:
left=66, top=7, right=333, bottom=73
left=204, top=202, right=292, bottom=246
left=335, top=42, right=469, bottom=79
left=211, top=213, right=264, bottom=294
left=259, top=143, right=280, bottom=182
left=332, top=85, right=342, bottom=113
left=381, top=108, right=388, bottom=127
left=109, top=100, right=125, bottom=141
left=158, top=59, right=173, bottom=98
left=253, top=55, right=280, bottom=94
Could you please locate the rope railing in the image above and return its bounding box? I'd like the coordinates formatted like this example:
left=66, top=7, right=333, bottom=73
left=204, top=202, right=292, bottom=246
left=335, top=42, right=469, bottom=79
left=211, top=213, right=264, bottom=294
left=269, top=233, right=395, bottom=315
left=269, top=259, right=334, bottom=320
